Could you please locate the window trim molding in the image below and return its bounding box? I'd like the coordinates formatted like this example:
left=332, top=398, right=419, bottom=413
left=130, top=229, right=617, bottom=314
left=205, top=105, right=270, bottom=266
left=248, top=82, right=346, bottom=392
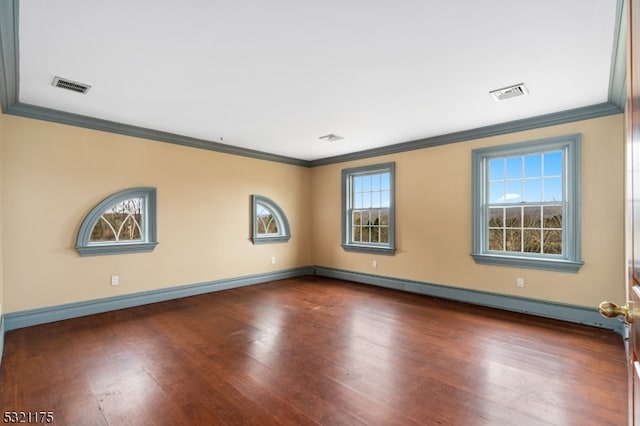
left=471, top=134, right=583, bottom=272
left=341, top=162, right=396, bottom=255
left=251, top=195, right=291, bottom=244
left=76, top=187, right=158, bottom=256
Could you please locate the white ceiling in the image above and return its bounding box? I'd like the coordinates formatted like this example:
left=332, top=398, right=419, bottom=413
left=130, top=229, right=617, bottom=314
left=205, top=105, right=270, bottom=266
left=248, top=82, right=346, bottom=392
left=15, top=0, right=620, bottom=162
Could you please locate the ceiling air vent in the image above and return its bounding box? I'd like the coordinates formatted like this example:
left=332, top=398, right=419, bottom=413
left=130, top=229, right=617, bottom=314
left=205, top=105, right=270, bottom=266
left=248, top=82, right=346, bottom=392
left=52, top=76, right=92, bottom=94
left=319, top=134, right=344, bottom=142
left=489, top=83, right=528, bottom=101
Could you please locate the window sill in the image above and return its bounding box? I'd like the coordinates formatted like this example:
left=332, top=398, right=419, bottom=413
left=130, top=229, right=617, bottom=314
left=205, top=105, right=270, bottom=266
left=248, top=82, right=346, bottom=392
left=341, top=244, right=396, bottom=256
left=471, top=253, right=583, bottom=273
left=252, top=236, right=291, bottom=245
left=76, top=242, right=159, bottom=257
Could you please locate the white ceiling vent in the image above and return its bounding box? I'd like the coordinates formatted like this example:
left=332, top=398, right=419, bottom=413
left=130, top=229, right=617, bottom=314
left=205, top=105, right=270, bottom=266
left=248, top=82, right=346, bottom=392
left=319, top=134, right=344, bottom=142
left=52, top=76, right=91, bottom=94
left=489, top=83, right=528, bottom=101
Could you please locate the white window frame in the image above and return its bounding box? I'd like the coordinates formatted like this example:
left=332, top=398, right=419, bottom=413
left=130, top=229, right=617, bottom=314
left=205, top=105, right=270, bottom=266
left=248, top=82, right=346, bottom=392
left=76, top=187, right=158, bottom=256
left=251, top=195, right=291, bottom=244
left=341, top=162, right=396, bottom=255
left=471, top=135, right=583, bottom=272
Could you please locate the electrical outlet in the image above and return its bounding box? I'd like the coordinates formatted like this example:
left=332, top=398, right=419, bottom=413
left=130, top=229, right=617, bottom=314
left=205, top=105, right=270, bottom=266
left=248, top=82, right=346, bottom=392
left=111, top=275, right=119, bottom=286
left=372, top=260, right=378, bottom=268
left=516, top=277, right=525, bottom=288
left=271, top=256, right=276, bottom=265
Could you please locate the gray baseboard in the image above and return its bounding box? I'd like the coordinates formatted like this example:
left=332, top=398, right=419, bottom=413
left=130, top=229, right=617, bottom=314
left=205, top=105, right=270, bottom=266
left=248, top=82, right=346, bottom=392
left=3, top=267, right=313, bottom=332
left=0, top=264, right=624, bottom=369
left=313, top=266, right=626, bottom=335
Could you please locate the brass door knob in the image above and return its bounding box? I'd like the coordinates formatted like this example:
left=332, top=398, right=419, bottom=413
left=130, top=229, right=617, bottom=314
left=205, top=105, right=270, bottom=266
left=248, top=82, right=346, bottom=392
left=598, top=301, right=633, bottom=323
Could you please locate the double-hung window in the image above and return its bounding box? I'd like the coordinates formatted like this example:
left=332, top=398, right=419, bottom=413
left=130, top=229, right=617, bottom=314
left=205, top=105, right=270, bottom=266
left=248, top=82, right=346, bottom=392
left=341, top=162, right=396, bottom=255
left=471, top=134, right=583, bottom=272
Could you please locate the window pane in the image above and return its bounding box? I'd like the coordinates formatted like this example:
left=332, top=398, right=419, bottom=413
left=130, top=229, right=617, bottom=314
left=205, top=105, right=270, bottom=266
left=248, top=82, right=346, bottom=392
left=381, top=173, right=390, bottom=190
left=370, top=209, right=380, bottom=224
left=523, top=229, right=541, bottom=253
left=353, top=226, right=361, bottom=242
left=489, top=182, right=505, bottom=204
left=544, top=152, right=563, bottom=176
left=372, top=174, right=381, bottom=191
left=371, top=226, right=380, bottom=243
left=380, top=209, right=389, bottom=225
left=354, top=193, right=363, bottom=209
left=543, top=230, right=562, bottom=254
left=91, top=217, right=116, bottom=241
left=267, top=217, right=278, bottom=233
left=543, top=177, right=562, bottom=202
left=523, top=206, right=541, bottom=228
left=119, top=215, right=142, bottom=240
left=488, top=208, right=503, bottom=227
left=489, top=229, right=503, bottom=250
left=506, top=181, right=522, bottom=202
left=524, top=154, right=542, bottom=178
left=258, top=214, right=277, bottom=234
left=543, top=206, right=562, bottom=228
left=505, top=229, right=521, bottom=252
left=523, top=179, right=542, bottom=202
left=381, top=190, right=390, bottom=207
left=380, top=226, right=389, bottom=243
left=372, top=191, right=381, bottom=208
left=255, top=201, right=284, bottom=236
left=353, top=211, right=362, bottom=225
left=506, top=157, right=522, bottom=179
left=489, top=159, right=504, bottom=180
left=362, top=193, right=371, bottom=208
left=354, top=177, right=362, bottom=192
left=90, top=197, right=143, bottom=242
left=505, top=207, right=521, bottom=227
left=362, top=176, right=371, bottom=191
left=362, top=227, right=370, bottom=243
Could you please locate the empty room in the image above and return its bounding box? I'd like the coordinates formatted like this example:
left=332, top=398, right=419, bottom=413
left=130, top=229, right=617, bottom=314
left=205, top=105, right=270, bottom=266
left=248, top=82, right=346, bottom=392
left=0, top=0, right=636, bottom=425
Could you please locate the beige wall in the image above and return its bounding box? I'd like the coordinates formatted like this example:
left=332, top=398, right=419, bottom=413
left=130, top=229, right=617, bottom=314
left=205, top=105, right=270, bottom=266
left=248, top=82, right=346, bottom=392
left=3, top=115, right=311, bottom=312
left=0, top=112, right=626, bottom=315
left=0, top=113, right=4, bottom=318
left=311, top=114, right=626, bottom=308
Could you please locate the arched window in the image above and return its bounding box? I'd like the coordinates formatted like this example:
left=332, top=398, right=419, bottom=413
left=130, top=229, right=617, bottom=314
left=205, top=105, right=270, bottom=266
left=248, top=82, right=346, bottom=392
left=76, top=187, right=158, bottom=256
left=251, top=195, right=291, bottom=244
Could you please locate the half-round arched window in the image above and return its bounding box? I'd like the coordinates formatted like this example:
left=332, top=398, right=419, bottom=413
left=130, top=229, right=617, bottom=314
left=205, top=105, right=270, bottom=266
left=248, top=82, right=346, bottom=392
left=252, top=195, right=291, bottom=244
left=76, top=187, right=158, bottom=256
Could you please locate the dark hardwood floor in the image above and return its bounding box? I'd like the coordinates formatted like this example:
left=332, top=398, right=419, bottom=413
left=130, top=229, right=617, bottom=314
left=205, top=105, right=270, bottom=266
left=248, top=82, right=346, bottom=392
left=0, top=277, right=627, bottom=425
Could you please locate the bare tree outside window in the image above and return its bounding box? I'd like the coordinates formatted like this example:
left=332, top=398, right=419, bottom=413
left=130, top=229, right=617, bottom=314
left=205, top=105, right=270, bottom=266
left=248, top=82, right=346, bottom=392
left=90, top=197, right=144, bottom=242
left=256, top=205, right=279, bottom=235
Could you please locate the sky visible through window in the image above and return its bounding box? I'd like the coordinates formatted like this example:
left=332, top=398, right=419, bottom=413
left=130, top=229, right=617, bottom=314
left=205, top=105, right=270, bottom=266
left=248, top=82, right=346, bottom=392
left=353, top=172, right=391, bottom=209
left=488, top=151, right=563, bottom=204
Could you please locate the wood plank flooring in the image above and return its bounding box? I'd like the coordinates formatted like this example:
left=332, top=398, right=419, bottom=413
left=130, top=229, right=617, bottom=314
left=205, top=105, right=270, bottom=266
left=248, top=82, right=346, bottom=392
left=0, top=276, right=627, bottom=425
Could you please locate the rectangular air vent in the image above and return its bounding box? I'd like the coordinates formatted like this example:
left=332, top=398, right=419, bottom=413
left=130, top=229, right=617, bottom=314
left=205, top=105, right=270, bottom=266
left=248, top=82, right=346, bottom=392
left=490, top=83, right=528, bottom=101
left=52, top=76, right=91, bottom=94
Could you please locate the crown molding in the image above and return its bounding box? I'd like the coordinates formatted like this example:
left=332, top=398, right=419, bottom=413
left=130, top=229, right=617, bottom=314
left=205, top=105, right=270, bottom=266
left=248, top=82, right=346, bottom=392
left=6, top=102, right=310, bottom=167
left=309, top=102, right=621, bottom=166
left=0, top=0, right=627, bottom=168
